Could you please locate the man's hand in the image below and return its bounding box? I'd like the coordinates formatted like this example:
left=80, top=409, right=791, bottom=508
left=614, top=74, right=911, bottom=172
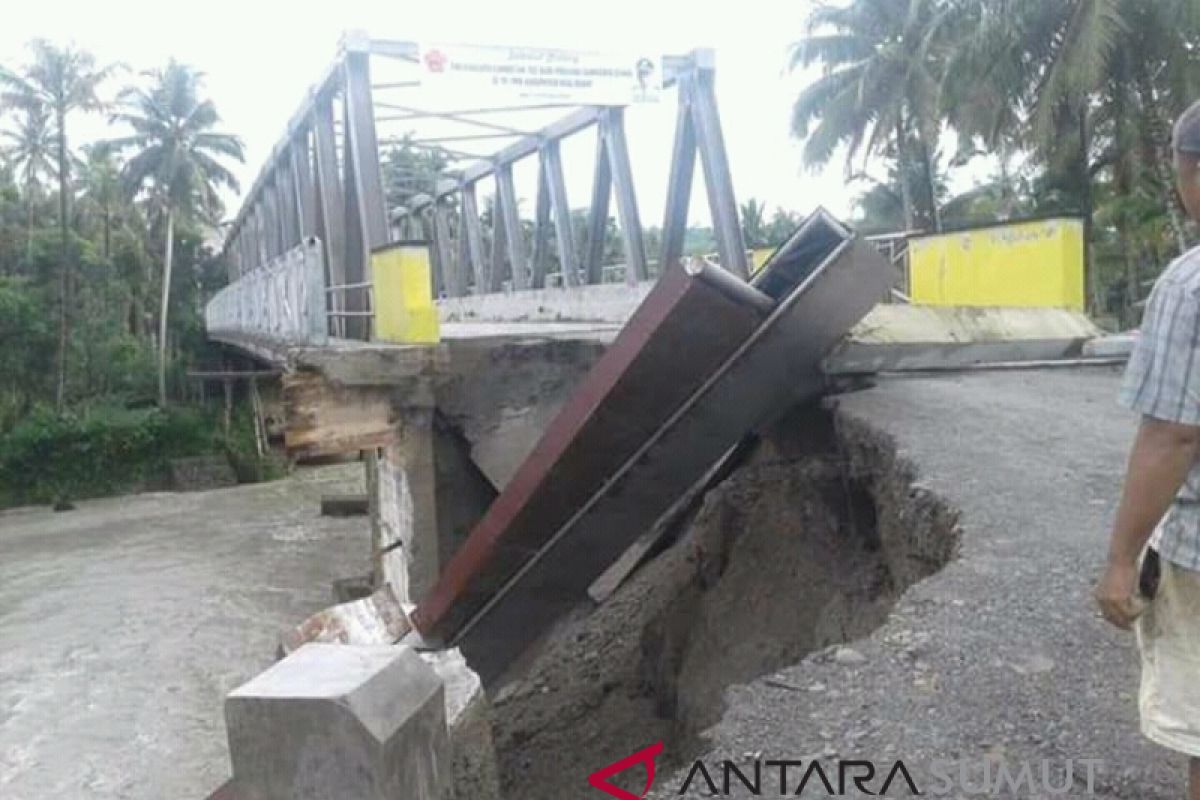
left=1095, top=560, right=1144, bottom=630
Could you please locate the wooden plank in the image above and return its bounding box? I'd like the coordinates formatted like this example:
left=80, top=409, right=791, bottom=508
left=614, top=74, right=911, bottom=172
left=282, top=371, right=397, bottom=458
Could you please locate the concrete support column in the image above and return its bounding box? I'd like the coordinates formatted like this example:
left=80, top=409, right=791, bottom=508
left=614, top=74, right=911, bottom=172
left=373, top=406, right=440, bottom=604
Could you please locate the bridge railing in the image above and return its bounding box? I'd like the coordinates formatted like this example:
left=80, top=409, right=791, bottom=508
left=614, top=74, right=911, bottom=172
left=210, top=33, right=749, bottom=345
left=206, top=238, right=328, bottom=344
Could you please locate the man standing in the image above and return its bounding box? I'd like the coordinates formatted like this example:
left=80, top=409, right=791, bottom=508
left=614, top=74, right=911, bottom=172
left=1097, top=100, right=1200, bottom=800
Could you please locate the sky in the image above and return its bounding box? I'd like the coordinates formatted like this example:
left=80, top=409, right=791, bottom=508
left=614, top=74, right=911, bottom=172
left=0, top=0, right=957, bottom=230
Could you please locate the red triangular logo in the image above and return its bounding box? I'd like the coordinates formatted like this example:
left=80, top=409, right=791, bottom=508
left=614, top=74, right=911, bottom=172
left=588, top=742, right=665, bottom=800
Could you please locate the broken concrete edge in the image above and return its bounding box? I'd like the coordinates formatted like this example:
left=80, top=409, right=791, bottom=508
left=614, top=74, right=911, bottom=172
left=424, top=649, right=503, bottom=800
left=1082, top=331, right=1136, bottom=358
left=280, top=584, right=411, bottom=655
left=210, top=328, right=444, bottom=381
left=218, top=643, right=498, bottom=800
left=824, top=304, right=1109, bottom=375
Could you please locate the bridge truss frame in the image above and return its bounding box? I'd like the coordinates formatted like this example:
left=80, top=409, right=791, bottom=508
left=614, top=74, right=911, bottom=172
left=219, top=32, right=748, bottom=342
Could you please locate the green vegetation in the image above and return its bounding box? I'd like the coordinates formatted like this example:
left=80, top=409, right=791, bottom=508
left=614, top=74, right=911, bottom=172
left=0, top=41, right=243, bottom=414
left=792, top=0, right=1200, bottom=324
left=0, top=403, right=282, bottom=508
left=108, top=61, right=243, bottom=406
left=0, top=41, right=253, bottom=507
left=1, top=405, right=207, bottom=507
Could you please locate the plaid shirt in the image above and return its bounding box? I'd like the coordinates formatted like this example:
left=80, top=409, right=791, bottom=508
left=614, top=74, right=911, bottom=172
left=1121, top=244, right=1200, bottom=571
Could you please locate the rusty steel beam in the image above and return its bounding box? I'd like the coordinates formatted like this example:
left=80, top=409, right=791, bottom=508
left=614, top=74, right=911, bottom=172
left=411, top=259, right=774, bottom=649
left=413, top=211, right=890, bottom=684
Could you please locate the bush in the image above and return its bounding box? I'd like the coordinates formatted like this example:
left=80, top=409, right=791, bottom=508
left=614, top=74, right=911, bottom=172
left=0, top=405, right=217, bottom=507
left=222, top=405, right=289, bottom=484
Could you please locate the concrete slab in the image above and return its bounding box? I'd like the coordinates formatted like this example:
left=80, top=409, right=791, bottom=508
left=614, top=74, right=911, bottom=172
left=435, top=337, right=608, bottom=490
left=226, top=643, right=447, bottom=800
left=0, top=464, right=368, bottom=800
left=438, top=282, right=652, bottom=325
left=1084, top=331, right=1137, bottom=358
left=825, top=304, right=1103, bottom=374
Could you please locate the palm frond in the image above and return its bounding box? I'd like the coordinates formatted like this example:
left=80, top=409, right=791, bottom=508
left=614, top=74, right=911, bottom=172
left=1030, top=0, right=1126, bottom=145
left=790, top=35, right=875, bottom=70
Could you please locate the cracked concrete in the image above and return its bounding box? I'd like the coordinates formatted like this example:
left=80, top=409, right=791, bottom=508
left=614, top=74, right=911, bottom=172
left=0, top=465, right=369, bottom=800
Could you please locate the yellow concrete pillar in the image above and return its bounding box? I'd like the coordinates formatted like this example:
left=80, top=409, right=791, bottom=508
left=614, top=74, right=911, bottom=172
left=371, top=242, right=440, bottom=344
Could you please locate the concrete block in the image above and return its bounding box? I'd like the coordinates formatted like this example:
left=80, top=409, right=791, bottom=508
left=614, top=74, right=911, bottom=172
left=825, top=304, right=1102, bottom=374
left=226, top=644, right=448, bottom=800
left=423, top=649, right=502, bottom=800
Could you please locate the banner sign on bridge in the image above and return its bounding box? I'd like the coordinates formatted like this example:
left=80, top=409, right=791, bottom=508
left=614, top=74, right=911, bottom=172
left=417, top=44, right=662, bottom=106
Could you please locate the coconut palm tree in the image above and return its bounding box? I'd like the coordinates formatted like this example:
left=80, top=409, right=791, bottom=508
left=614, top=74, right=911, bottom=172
left=107, top=60, right=243, bottom=407
left=790, top=0, right=946, bottom=231
left=0, top=40, right=117, bottom=409
left=78, top=145, right=122, bottom=261
left=942, top=0, right=1194, bottom=306
left=0, top=105, right=55, bottom=263
left=739, top=198, right=769, bottom=248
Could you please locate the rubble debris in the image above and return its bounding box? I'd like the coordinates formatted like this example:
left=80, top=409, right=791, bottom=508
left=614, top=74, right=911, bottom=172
left=280, top=584, right=410, bottom=655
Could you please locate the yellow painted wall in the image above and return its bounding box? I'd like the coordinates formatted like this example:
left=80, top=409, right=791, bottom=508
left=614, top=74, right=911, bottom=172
left=372, top=243, right=440, bottom=344
left=908, top=217, right=1084, bottom=311
left=750, top=248, right=776, bottom=275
